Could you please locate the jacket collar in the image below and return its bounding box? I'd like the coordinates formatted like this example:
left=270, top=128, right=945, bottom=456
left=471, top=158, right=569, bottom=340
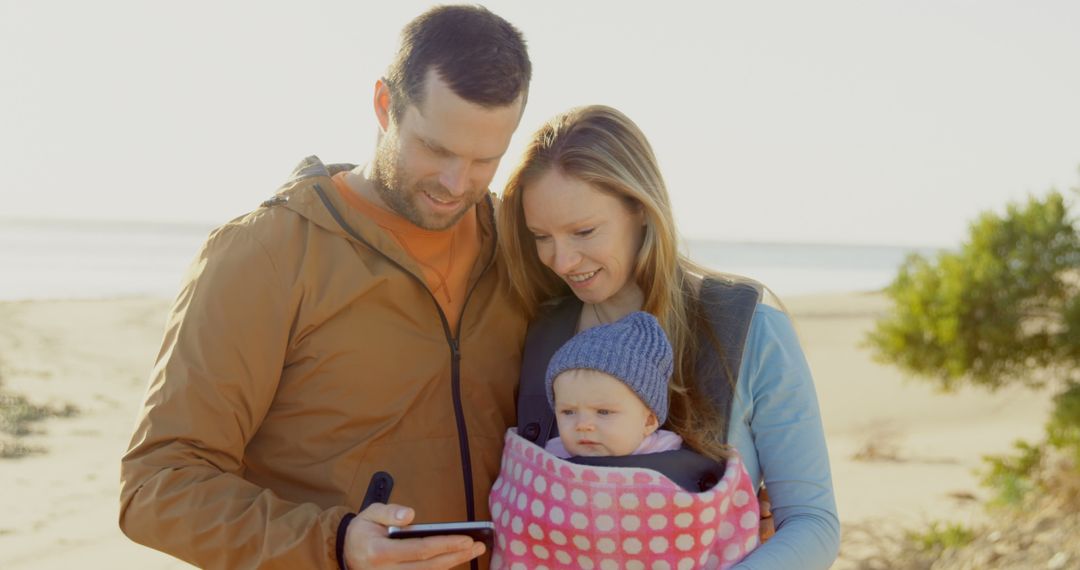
left=274, top=155, right=500, bottom=289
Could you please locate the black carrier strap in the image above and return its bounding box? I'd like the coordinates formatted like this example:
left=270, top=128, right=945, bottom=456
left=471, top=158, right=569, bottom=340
left=517, top=296, right=583, bottom=445
left=516, top=278, right=763, bottom=485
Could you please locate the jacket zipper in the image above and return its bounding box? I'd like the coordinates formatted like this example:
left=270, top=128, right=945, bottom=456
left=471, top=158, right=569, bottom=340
left=314, top=184, right=498, bottom=526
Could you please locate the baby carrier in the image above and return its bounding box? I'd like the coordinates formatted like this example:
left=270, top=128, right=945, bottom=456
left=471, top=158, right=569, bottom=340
left=494, top=278, right=763, bottom=568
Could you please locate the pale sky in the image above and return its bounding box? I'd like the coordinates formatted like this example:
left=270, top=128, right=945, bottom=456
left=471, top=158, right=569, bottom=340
left=2, top=0, right=1078, bottom=247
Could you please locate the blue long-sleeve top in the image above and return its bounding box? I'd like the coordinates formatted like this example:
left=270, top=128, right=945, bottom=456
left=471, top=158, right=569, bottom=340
left=727, top=304, right=840, bottom=569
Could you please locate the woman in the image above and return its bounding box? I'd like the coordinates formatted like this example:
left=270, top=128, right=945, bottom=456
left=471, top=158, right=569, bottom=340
left=497, top=105, right=840, bottom=568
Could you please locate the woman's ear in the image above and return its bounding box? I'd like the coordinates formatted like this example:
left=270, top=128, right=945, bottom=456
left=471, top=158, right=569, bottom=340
left=373, top=79, right=392, bottom=133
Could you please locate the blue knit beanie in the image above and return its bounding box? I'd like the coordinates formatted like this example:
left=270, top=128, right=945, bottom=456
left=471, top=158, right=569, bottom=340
left=545, top=311, right=673, bottom=424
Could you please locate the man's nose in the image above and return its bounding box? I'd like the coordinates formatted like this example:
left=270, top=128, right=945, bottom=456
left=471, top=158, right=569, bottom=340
left=438, top=159, right=470, bottom=197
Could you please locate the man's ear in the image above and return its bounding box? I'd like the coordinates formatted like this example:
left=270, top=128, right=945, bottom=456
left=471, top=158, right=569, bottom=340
left=644, top=412, right=659, bottom=437
left=374, top=79, right=392, bottom=133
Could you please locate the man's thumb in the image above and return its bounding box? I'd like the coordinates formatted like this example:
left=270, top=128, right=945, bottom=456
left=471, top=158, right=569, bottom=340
left=358, top=502, right=415, bottom=527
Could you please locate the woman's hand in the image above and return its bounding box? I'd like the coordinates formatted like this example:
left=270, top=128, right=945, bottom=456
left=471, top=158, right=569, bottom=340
left=343, top=503, right=485, bottom=569
left=758, top=486, right=775, bottom=543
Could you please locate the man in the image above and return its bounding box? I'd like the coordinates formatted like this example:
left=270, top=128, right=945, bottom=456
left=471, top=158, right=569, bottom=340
left=119, top=6, right=531, bottom=569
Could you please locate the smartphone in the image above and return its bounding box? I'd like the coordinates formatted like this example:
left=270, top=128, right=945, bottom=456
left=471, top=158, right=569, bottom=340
left=387, top=521, right=494, bottom=546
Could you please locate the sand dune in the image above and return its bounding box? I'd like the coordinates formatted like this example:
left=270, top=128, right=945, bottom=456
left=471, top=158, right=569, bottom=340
left=0, top=293, right=1053, bottom=568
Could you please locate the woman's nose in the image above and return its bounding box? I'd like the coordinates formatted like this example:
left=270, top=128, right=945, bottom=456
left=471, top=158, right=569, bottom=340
left=550, top=240, right=581, bottom=273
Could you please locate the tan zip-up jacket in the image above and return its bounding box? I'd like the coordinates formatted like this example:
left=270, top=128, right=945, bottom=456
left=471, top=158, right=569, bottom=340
left=120, top=156, right=527, bottom=568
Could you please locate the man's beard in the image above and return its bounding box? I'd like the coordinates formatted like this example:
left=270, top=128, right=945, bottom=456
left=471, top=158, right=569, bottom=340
left=371, top=141, right=475, bottom=231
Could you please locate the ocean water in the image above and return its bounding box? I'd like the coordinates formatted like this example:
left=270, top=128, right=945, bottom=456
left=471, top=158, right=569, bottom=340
left=0, top=218, right=942, bottom=301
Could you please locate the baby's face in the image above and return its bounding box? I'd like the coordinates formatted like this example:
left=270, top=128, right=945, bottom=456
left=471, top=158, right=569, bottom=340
left=552, top=369, right=659, bottom=457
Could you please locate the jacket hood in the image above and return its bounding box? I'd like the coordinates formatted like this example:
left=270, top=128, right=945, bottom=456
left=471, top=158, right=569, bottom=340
left=264, top=156, right=500, bottom=278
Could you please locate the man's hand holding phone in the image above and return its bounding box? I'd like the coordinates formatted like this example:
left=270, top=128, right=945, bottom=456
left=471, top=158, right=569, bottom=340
left=343, top=503, right=486, bottom=569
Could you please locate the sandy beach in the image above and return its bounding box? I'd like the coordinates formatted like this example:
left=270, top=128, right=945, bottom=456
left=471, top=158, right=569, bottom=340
left=0, top=292, right=1054, bottom=568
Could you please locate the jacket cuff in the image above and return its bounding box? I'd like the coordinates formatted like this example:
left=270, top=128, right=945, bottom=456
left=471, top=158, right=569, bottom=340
left=336, top=513, right=357, bottom=570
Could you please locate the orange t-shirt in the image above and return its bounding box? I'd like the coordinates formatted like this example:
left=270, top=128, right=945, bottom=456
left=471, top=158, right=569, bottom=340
left=332, top=172, right=481, bottom=332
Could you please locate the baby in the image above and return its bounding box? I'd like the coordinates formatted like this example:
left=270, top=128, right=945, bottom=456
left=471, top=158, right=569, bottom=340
left=489, top=311, right=761, bottom=569
left=544, top=310, right=683, bottom=458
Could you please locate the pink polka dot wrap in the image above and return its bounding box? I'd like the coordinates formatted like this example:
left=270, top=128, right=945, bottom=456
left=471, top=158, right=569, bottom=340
left=489, top=430, right=760, bottom=570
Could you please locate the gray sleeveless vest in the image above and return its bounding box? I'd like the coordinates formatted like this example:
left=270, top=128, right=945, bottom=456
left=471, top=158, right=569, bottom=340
left=515, top=278, right=762, bottom=491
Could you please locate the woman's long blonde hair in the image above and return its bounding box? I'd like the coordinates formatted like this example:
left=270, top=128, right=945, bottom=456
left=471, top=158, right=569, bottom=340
left=498, top=105, right=733, bottom=460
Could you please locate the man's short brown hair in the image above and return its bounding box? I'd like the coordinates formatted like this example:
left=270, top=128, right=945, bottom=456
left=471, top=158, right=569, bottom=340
left=385, top=5, right=531, bottom=120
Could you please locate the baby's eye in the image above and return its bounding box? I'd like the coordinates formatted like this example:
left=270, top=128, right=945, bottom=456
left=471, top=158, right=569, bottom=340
left=597, top=409, right=613, bottom=416
left=559, top=409, right=574, bottom=416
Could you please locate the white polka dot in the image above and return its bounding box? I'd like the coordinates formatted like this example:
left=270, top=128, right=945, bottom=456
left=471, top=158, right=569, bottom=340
left=572, top=489, right=587, bottom=506
left=491, top=501, right=503, bottom=519
left=724, top=543, right=742, bottom=561
left=596, top=515, right=615, bottom=532
left=675, top=534, right=694, bottom=551
left=649, top=536, right=669, bottom=554
left=678, top=558, right=695, bottom=570
left=740, top=511, right=758, bottom=530
left=707, top=554, right=721, bottom=567
left=700, top=528, right=716, bottom=545
left=646, top=492, right=666, bottom=509
left=549, top=506, right=565, bottom=525
left=716, top=480, right=729, bottom=493
left=627, top=561, right=645, bottom=570
left=551, top=482, right=566, bottom=500
left=648, top=514, right=668, bottom=530
left=699, top=506, right=717, bottom=524
left=523, top=469, right=534, bottom=486
left=718, top=522, right=735, bottom=539
left=699, top=490, right=715, bottom=503
left=501, top=481, right=510, bottom=498
left=555, top=550, right=572, bottom=564
left=578, top=555, right=595, bottom=569
left=491, top=553, right=502, bottom=568
left=600, top=559, right=618, bottom=570
left=651, top=562, right=671, bottom=570
left=498, top=533, right=507, bottom=549
left=516, top=492, right=527, bottom=510
left=619, top=493, right=640, bottom=509
left=733, top=490, right=749, bottom=507
left=533, top=474, right=547, bottom=493
left=550, top=530, right=567, bottom=545
left=596, top=538, right=616, bottom=554
left=573, top=535, right=591, bottom=551
left=621, top=515, right=641, bottom=531
left=622, top=537, right=643, bottom=555
left=593, top=492, right=613, bottom=509
left=537, top=566, right=550, bottom=570
left=509, top=487, right=518, bottom=502
left=673, top=492, right=693, bottom=508
left=719, top=497, right=730, bottom=514
left=501, top=509, right=510, bottom=527
left=510, top=540, right=526, bottom=556
left=513, top=463, right=522, bottom=479
left=698, top=550, right=710, bottom=566
left=531, top=499, right=545, bottom=517
left=510, top=562, right=526, bottom=570
left=533, top=545, right=550, bottom=559
left=745, top=534, right=759, bottom=551
left=674, top=512, right=693, bottom=528
left=529, top=523, right=544, bottom=539
left=571, top=512, right=588, bottom=529
left=511, top=516, right=523, bottom=534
